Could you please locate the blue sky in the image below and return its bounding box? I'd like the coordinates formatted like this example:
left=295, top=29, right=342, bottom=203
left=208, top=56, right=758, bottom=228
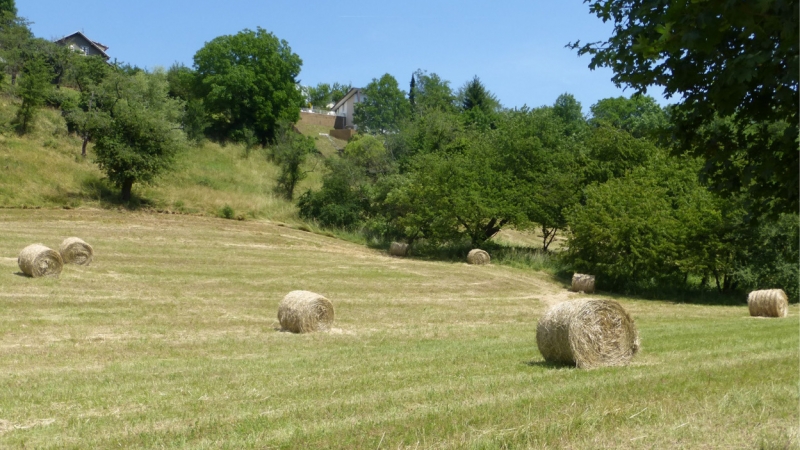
left=21, top=0, right=670, bottom=112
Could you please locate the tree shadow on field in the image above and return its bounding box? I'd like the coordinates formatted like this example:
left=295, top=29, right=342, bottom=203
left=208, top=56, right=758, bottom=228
left=78, top=175, right=154, bottom=210
left=524, top=360, right=575, bottom=370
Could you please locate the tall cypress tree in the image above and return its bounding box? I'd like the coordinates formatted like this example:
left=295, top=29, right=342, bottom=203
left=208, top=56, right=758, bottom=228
left=409, top=73, right=416, bottom=112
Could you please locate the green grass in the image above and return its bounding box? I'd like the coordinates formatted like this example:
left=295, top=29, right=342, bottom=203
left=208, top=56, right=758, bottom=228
left=0, top=209, right=797, bottom=449
left=0, top=101, right=324, bottom=224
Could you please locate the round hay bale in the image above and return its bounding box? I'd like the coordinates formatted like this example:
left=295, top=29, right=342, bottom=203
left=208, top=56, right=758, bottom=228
left=59, top=237, right=94, bottom=265
left=747, top=289, right=788, bottom=318
left=17, top=244, right=63, bottom=278
left=571, top=273, right=595, bottom=293
left=389, top=242, right=409, bottom=257
left=278, top=290, right=335, bottom=333
left=536, top=299, right=639, bottom=369
left=467, top=249, right=490, bottom=265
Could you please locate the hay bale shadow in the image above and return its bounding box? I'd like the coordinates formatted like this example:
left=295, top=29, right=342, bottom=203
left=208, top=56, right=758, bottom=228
left=524, top=359, right=574, bottom=369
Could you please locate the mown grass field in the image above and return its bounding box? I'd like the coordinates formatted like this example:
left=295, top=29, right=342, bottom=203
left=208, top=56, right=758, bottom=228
left=0, top=209, right=797, bottom=449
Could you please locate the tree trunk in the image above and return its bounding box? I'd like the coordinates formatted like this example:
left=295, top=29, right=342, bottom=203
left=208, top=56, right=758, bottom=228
left=121, top=179, right=134, bottom=202
left=81, top=135, right=88, bottom=157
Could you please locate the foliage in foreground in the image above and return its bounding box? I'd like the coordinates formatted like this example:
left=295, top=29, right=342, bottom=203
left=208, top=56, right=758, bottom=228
left=572, top=0, right=799, bottom=215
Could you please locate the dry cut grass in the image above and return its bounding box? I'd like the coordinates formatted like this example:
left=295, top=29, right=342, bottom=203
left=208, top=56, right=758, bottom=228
left=0, top=209, right=797, bottom=449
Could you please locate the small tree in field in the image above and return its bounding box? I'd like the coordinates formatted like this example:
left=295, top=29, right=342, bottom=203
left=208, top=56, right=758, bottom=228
left=270, top=124, right=317, bottom=200
left=92, top=70, right=184, bottom=201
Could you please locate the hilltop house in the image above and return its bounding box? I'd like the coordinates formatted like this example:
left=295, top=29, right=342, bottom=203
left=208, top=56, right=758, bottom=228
left=331, top=88, right=364, bottom=130
left=55, top=31, right=110, bottom=60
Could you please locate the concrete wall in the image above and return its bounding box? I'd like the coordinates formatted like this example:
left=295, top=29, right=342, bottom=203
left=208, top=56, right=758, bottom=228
left=298, top=111, right=336, bottom=128
left=329, top=129, right=356, bottom=140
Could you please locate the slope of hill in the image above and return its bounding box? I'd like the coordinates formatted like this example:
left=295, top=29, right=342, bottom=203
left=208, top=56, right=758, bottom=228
left=0, top=96, right=328, bottom=223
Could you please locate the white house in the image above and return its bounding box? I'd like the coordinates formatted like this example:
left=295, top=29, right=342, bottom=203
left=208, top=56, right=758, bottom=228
left=331, top=88, right=364, bottom=129
left=54, top=31, right=110, bottom=60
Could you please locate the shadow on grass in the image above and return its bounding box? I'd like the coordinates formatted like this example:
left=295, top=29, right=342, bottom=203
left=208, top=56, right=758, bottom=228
left=42, top=175, right=155, bottom=210
left=261, top=224, right=752, bottom=307
left=524, top=360, right=575, bottom=369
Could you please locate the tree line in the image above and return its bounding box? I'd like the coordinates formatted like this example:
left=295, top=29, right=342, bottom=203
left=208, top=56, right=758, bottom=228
left=298, top=69, right=797, bottom=301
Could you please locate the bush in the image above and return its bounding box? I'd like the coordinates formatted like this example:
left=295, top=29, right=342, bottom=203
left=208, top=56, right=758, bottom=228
left=297, top=159, right=369, bottom=228
left=219, top=204, right=235, bottom=219
left=731, top=214, right=799, bottom=303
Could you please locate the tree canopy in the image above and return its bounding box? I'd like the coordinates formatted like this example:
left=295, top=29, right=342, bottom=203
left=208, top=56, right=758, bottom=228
left=571, top=0, right=799, bottom=215
left=92, top=70, right=185, bottom=201
left=411, top=70, right=457, bottom=114
left=193, top=27, right=303, bottom=145
left=353, top=73, right=409, bottom=134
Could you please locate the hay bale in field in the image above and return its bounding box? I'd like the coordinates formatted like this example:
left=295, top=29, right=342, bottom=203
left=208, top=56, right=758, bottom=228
left=571, top=273, right=595, bottom=293
left=536, top=299, right=639, bottom=369
left=278, top=290, right=335, bottom=333
left=747, top=289, right=789, bottom=318
left=59, top=237, right=93, bottom=265
left=389, top=242, right=409, bottom=257
left=467, top=249, right=490, bottom=265
left=17, top=244, right=63, bottom=278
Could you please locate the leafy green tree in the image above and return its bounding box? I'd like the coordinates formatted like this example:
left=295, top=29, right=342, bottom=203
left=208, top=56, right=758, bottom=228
left=0, top=0, right=15, bottom=15
left=589, top=95, right=667, bottom=141
left=62, top=55, right=112, bottom=156
left=92, top=70, right=185, bottom=201
left=165, top=63, right=207, bottom=143
left=494, top=107, right=581, bottom=250
left=386, top=133, right=523, bottom=246
left=14, top=54, right=52, bottom=134
left=567, top=164, right=681, bottom=289
left=579, top=125, right=657, bottom=186
left=306, top=82, right=330, bottom=108
left=571, top=0, right=798, bottom=214
left=412, top=70, right=457, bottom=114
left=353, top=73, right=409, bottom=134
left=385, top=108, right=468, bottom=166
left=552, top=93, right=585, bottom=136
left=297, top=157, right=371, bottom=228
left=342, top=134, right=393, bottom=180
left=193, top=27, right=303, bottom=145
left=730, top=213, right=800, bottom=302
left=0, top=12, right=32, bottom=85
left=270, top=124, right=317, bottom=200
left=329, top=82, right=350, bottom=105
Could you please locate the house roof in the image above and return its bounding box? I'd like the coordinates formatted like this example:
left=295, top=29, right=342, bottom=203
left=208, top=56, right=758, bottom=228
left=55, top=31, right=110, bottom=59
left=331, top=88, right=363, bottom=111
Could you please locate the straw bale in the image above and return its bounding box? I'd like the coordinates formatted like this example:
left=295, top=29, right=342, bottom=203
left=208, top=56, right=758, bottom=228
left=747, top=289, right=789, bottom=318
left=17, top=244, right=63, bottom=278
left=389, top=242, right=409, bottom=257
left=536, top=299, right=639, bottom=369
left=59, top=237, right=94, bottom=265
left=467, top=249, right=490, bottom=265
left=278, top=290, right=335, bottom=333
left=571, top=273, right=595, bottom=293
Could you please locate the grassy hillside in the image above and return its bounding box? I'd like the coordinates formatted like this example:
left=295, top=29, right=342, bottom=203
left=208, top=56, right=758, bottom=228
left=0, top=96, right=326, bottom=223
left=0, top=209, right=796, bottom=448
